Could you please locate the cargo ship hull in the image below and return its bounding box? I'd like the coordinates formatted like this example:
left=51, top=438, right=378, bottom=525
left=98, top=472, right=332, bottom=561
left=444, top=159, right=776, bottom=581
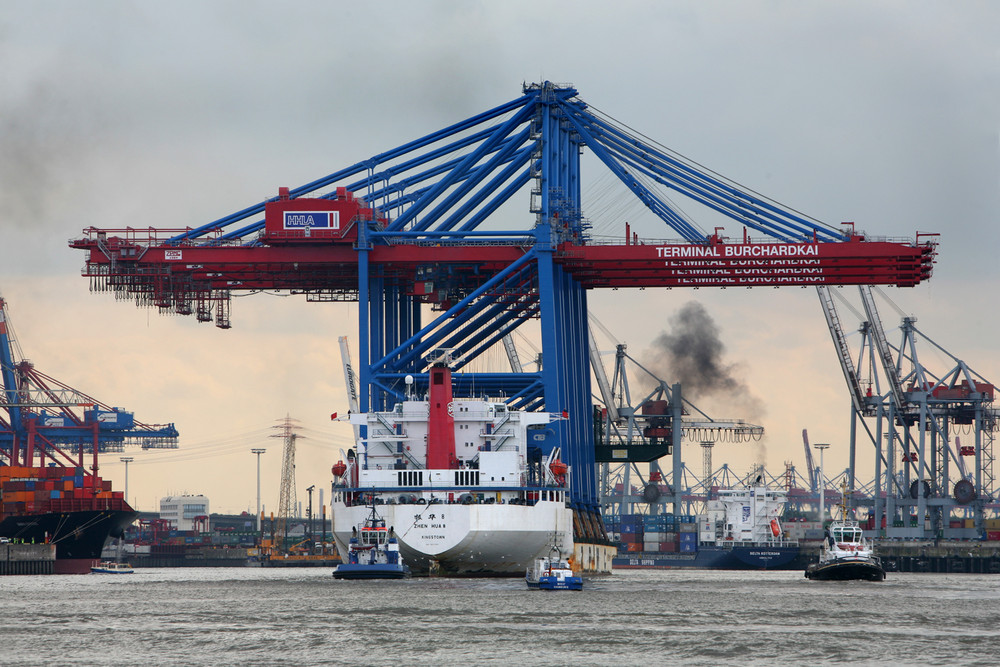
left=613, top=544, right=801, bottom=570
left=2, top=465, right=138, bottom=574
left=0, top=509, right=138, bottom=574
left=332, top=499, right=573, bottom=575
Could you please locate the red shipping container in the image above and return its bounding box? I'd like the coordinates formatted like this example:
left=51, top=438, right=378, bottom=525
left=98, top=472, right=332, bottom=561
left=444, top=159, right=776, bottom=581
left=660, top=542, right=677, bottom=552
left=986, top=531, right=1000, bottom=541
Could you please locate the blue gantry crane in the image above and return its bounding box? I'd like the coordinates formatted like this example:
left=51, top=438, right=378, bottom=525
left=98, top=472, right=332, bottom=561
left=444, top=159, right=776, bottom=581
left=69, top=82, right=936, bottom=539
left=0, top=293, right=178, bottom=477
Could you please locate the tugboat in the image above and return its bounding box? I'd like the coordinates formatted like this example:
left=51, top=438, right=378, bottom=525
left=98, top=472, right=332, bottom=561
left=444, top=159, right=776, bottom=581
left=805, top=490, right=886, bottom=582
left=333, top=505, right=410, bottom=580
left=525, top=548, right=582, bottom=590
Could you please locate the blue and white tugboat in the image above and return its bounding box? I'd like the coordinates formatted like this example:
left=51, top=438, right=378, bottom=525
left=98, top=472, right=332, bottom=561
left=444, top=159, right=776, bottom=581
left=525, top=548, right=582, bottom=590
left=806, top=492, right=885, bottom=582
left=92, top=539, right=134, bottom=574
left=90, top=560, right=134, bottom=574
left=333, top=505, right=411, bottom=580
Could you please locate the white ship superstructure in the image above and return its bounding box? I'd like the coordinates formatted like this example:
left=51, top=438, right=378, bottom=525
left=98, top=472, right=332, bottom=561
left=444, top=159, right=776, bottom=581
left=710, top=487, right=788, bottom=543
left=331, top=364, right=575, bottom=575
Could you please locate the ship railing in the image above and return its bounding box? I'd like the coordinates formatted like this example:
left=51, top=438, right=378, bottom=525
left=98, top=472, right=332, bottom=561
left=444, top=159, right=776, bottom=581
left=710, top=538, right=800, bottom=548
left=336, top=485, right=567, bottom=507
left=368, top=415, right=422, bottom=468
left=721, top=538, right=801, bottom=548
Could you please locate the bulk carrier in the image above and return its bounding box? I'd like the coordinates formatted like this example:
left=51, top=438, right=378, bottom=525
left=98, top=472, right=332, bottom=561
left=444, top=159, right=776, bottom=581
left=610, top=486, right=801, bottom=570
left=0, top=465, right=137, bottom=574
left=331, top=362, right=575, bottom=576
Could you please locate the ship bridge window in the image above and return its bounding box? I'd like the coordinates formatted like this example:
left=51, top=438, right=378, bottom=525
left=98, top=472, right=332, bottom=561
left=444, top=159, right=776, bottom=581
left=360, top=528, right=386, bottom=546
left=454, top=470, right=480, bottom=486
left=398, top=471, right=424, bottom=487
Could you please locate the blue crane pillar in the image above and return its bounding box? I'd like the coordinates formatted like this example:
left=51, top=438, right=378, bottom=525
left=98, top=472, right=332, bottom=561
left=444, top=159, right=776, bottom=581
left=536, top=250, right=597, bottom=512
left=533, top=84, right=598, bottom=519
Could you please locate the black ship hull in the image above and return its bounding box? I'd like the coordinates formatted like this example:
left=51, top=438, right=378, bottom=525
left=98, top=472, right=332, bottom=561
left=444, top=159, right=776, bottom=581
left=614, top=544, right=802, bottom=570
left=805, top=557, right=886, bottom=581
left=0, top=509, right=138, bottom=574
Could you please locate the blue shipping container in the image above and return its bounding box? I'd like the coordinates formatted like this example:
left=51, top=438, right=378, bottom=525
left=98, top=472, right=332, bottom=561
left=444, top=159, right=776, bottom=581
left=680, top=542, right=697, bottom=552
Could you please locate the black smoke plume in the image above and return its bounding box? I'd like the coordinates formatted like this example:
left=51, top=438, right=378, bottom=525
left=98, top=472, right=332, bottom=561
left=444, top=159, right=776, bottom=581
left=643, top=301, right=744, bottom=399
left=641, top=301, right=768, bottom=466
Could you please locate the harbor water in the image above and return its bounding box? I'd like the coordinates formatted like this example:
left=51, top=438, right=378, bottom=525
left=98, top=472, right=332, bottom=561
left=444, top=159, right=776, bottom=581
left=2, top=568, right=998, bottom=666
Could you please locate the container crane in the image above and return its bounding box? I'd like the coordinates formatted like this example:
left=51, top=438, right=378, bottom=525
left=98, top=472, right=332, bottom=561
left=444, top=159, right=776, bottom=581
left=802, top=429, right=817, bottom=492
left=68, top=82, right=938, bottom=542
left=818, top=286, right=997, bottom=539
left=594, top=340, right=764, bottom=517
left=1, top=293, right=178, bottom=491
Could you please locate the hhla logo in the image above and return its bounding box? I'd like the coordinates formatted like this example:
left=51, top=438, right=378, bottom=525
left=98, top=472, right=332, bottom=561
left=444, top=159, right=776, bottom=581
left=284, top=211, right=339, bottom=229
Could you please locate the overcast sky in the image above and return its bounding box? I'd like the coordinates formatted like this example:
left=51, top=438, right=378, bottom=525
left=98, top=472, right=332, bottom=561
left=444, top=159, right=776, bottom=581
left=1, top=1, right=997, bottom=514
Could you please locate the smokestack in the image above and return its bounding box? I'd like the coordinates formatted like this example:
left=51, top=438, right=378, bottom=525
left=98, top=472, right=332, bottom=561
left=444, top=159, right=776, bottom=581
left=426, top=364, right=457, bottom=469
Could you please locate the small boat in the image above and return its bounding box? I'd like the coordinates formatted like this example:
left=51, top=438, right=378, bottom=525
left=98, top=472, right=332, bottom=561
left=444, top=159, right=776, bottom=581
left=90, top=560, right=134, bottom=574
left=806, top=491, right=885, bottom=582
left=526, top=548, right=582, bottom=590
left=333, top=505, right=410, bottom=580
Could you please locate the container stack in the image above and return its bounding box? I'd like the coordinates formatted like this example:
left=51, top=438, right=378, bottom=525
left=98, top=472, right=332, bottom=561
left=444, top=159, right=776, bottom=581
left=679, top=518, right=698, bottom=553
left=642, top=513, right=665, bottom=552
left=782, top=520, right=823, bottom=541
left=0, top=465, right=128, bottom=518
left=618, top=513, right=643, bottom=552
left=984, top=518, right=1000, bottom=542
left=608, top=513, right=701, bottom=554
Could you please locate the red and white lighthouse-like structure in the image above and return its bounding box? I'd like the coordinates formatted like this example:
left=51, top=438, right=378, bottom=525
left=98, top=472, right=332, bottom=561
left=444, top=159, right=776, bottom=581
left=426, top=364, right=458, bottom=471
